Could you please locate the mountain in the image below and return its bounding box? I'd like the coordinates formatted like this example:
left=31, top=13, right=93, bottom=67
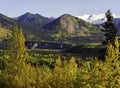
left=78, top=14, right=120, bottom=25
left=0, top=13, right=44, bottom=40
left=0, top=13, right=104, bottom=44
left=43, top=14, right=82, bottom=34
left=43, top=14, right=99, bottom=34
left=15, top=12, right=53, bottom=26
left=0, top=13, right=42, bottom=39
left=78, top=14, right=120, bottom=33
left=42, top=14, right=104, bottom=44
left=13, top=12, right=55, bottom=40
left=78, top=14, right=106, bottom=25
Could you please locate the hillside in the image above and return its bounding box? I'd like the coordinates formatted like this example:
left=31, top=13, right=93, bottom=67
left=0, top=14, right=41, bottom=39
left=42, top=14, right=104, bottom=44
left=0, top=13, right=15, bottom=29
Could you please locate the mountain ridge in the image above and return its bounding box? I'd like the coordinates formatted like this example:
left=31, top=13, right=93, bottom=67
left=0, top=12, right=104, bottom=44
left=42, top=14, right=104, bottom=44
left=15, top=12, right=53, bottom=26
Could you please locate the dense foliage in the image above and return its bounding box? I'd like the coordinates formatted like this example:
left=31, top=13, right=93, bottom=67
left=1, top=53, right=120, bottom=88
left=0, top=11, right=120, bottom=88
left=0, top=27, right=10, bottom=42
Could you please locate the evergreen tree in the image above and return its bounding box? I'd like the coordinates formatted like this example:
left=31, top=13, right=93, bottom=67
left=102, top=10, right=119, bottom=60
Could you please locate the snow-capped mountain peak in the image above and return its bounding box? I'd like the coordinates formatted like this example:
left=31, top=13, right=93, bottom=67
left=78, top=14, right=120, bottom=25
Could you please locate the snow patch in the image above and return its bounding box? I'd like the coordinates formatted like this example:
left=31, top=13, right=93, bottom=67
left=78, top=14, right=120, bottom=25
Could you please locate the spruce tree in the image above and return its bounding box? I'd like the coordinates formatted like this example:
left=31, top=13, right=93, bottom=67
left=102, top=10, right=119, bottom=60
left=103, top=10, right=118, bottom=46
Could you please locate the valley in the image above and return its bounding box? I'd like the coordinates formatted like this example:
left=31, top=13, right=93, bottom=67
left=0, top=10, right=120, bottom=88
left=1, top=0, right=120, bottom=87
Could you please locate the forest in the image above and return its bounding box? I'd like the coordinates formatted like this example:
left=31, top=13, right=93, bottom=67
left=0, top=10, right=120, bottom=88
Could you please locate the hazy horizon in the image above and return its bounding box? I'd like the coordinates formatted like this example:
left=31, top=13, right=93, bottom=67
left=0, top=0, right=120, bottom=18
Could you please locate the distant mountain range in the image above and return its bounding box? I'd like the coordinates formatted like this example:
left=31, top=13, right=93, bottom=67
left=78, top=14, right=120, bottom=33
left=78, top=14, right=120, bottom=25
left=0, top=12, right=107, bottom=44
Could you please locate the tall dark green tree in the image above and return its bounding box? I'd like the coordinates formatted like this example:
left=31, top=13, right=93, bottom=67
left=102, top=10, right=119, bottom=60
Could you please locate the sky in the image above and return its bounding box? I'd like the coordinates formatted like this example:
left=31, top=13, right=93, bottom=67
left=0, top=0, right=120, bottom=18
